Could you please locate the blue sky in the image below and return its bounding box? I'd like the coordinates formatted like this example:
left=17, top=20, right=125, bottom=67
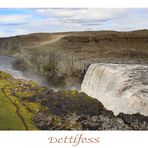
left=0, top=8, right=148, bottom=37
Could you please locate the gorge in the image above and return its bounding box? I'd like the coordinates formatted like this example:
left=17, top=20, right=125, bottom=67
left=0, top=30, right=148, bottom=130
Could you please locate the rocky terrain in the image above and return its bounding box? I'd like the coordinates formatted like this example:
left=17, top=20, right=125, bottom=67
left=0, top=30, right=148, bottom=87
left=1, top=70, right=148, bottom=130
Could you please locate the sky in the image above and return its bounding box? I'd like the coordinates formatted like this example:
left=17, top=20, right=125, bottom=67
left=0, top=8, right=148, bottom=37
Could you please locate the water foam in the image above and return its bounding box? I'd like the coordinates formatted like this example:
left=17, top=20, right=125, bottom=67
left=81, top=63, right=148, bottom=115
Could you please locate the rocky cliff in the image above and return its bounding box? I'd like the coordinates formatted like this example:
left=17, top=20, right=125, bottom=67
left=0, top=30, right=148, bottom=87
left=1, top=70, right=148, bottom=130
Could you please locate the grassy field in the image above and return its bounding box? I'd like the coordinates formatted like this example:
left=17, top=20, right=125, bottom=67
left=0, top=71, right=41, bottom=130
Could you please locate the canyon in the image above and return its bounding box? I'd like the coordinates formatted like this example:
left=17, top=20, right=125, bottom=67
left=0, top=30, right=148, bottom=129
left=0, top=30, right=148, bottom=88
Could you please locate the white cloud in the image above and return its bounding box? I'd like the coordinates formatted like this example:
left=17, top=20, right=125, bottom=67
left=0, top=8, right=148, bottom=37
left=29, top=8, right=130, bottom=34
left=36, top=8, right=128, bottom=21
left=0, top=14, right=31, bottom=25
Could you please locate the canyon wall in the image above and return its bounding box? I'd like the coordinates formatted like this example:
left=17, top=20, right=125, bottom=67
left=0, top=30, right=148, bottom=87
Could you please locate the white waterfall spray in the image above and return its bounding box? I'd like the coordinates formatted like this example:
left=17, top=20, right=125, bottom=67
left=81, top=63, right=148, bottom=115
left=0, top=55, right=48, bottom=86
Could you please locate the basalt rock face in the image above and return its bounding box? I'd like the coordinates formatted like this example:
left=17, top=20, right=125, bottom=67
left=117, top=113, right=148, bottom=130
left=1, top=30, right=148, bottom=87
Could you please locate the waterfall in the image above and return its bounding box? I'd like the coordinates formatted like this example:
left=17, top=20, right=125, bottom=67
left=81, top=63, right=148, bottom=115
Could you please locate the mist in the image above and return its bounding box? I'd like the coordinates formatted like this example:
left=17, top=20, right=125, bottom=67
left=0, top=55, right=49, bottom=87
